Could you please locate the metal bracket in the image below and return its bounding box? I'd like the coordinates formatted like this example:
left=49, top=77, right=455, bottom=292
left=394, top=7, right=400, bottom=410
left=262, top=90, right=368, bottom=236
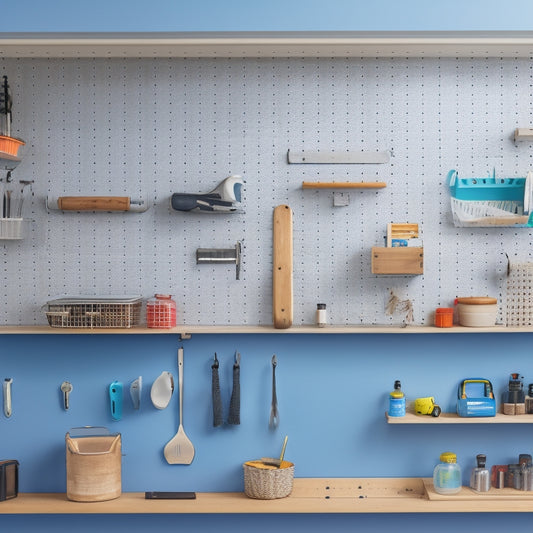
left=196, top=241, right=242, bottom=280
left=333, top=192, right=350, bottom=207
left=179, top=332, right=192, bottom=341
left=287, top=149, right=390, bottom=164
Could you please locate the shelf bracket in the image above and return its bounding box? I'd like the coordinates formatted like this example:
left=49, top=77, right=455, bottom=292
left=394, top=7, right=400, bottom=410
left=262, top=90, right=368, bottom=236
left=179, top=332, right=192, bottom=340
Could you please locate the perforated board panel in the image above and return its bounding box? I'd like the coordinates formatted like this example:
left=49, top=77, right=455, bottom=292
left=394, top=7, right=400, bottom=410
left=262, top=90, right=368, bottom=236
left=1, top=56, right=532, bottom=326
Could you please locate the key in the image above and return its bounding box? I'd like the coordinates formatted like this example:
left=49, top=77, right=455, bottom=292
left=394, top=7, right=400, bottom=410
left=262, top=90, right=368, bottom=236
left=61, top=381, right=73, bottom=410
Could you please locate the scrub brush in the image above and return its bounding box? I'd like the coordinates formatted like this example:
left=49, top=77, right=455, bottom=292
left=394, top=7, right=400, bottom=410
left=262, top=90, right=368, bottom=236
left=261, top=435, right=288, bottom=468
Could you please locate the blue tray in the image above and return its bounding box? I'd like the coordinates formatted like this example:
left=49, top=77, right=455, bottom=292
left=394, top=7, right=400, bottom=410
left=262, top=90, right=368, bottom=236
left=447, top=169, right=525, bottom=202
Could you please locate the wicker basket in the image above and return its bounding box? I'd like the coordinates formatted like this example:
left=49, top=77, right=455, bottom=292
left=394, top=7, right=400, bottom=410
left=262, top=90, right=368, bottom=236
left=66, top=428, right=121, bottom=502
left=243, top=460, right=294, bottom=499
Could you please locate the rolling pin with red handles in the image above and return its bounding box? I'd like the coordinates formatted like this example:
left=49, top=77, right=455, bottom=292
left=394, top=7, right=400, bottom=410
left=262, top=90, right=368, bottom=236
left=46, top=195, right=148, bottom=212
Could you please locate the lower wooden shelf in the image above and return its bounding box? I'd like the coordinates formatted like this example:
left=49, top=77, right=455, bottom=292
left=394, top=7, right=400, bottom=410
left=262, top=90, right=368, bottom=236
left=2, top=478, right=533, bottom=514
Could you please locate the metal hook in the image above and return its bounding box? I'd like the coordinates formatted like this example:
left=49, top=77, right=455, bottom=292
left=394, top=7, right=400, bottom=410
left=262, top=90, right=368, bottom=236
left=212, top=352, right=219, bottom=369
left=6, top=170, right=12, bottom=183
left=234, top=351, right=241, bottom=367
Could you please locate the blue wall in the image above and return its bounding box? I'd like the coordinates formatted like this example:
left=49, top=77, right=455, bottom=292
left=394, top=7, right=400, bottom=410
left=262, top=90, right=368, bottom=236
left=2, top=0, right=533, bottom=32
left=2, top=332, right=533, bottom=532
left=5, top=332, right=533, bottom=494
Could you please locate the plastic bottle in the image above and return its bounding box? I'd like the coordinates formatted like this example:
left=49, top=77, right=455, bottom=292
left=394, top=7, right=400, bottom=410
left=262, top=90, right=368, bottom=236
left=146, top=294, right=177, bottom=328
left=316, top=303, right=327, bottom=327
left=433, top=452, right=462, bottom=495
left=388, top=380, right=405, bottom=417
left=469, top=454, right=490, bottom=492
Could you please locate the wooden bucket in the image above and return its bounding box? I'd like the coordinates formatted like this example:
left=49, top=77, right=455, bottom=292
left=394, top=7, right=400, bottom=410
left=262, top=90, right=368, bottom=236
left=66, top=429, right=121, bottom=502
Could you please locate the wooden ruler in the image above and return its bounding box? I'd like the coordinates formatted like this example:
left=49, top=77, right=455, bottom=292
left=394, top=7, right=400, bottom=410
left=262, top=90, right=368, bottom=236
left=273, top=205, right=293, bottom=329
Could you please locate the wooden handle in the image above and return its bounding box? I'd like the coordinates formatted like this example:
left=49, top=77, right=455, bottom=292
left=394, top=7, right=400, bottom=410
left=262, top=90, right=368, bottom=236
left=273, top=205, right=293, bottom=329
left=57, top=196, right=131, bottom=211
left=302, top=181, right=387, bottom=189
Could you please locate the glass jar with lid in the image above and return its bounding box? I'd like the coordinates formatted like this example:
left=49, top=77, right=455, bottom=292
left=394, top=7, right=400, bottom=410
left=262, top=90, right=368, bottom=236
left=146, top=294, right=177, bottom=328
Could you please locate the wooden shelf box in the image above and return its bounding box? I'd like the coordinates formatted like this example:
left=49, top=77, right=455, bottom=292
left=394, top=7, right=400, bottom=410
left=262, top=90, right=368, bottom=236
left=371, top=247, right=424, bottom=275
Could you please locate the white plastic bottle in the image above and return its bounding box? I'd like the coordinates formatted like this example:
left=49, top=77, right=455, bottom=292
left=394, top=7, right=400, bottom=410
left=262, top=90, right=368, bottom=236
left=316, top=303, right=327, bottom=327
left=433, top=452, right=462, bottom=495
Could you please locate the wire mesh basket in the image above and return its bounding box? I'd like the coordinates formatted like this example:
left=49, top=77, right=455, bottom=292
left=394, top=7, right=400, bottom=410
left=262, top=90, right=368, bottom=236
left=45, top=296, right=142, bottom=328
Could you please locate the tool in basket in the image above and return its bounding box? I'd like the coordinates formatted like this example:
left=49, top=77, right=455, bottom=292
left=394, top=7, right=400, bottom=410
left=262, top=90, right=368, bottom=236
left=261, top=435, right=288, bottom=467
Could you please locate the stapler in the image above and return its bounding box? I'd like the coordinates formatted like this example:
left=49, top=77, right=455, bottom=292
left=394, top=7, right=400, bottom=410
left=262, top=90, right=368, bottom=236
left=170, top=175, right=243, bottom=213
left=457, top=378, right=496, bottom=417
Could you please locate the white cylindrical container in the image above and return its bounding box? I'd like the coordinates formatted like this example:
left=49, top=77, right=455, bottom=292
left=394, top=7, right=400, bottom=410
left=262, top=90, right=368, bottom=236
left=456, top=297, right=497, bottom=327
left=316, top=303, right=327, bottom=327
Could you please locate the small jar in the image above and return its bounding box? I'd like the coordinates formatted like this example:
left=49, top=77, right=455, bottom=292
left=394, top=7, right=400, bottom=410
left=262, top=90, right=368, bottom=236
left=434, top=307, right=454, bottom=327
left=146, top=294, right=177, bottom=328
left=433, top=452, right=462, bottom=495
left=316, top=303, right=327, bottom=327
left=469, top=454, right=490, bottom=493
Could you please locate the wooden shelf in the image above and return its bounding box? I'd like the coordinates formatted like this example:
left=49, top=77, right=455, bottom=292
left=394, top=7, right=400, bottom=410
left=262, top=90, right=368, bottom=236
left=3, top=478, right=533, bottom=514
left=3, top=31, right=533, bottom=58
left=386, top=412, right=533, bottom=424
left=371, top=246, right=424, bottom=275
left=0, top=324, right=532, bottom=335
left=422, top=479, right=533, bottom=501
left=302, top=181, right=386, bottom=189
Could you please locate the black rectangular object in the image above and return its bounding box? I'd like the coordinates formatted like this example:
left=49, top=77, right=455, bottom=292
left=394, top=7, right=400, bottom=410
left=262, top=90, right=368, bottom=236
left=0, top=460, right=18, bottom=501
left=145, top=491, right=196, bottom=500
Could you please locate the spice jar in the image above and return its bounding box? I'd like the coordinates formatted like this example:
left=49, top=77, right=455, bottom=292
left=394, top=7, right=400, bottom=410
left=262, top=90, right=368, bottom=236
left=147, top=294, right=177, bottom=328
left=434, top=307, right=454, bottom=328
left=316, top=303, right=327, bottom=327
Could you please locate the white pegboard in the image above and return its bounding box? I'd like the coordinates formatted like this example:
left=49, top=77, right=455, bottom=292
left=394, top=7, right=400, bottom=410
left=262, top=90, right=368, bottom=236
left=1, top=56, right=533, bottom=326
